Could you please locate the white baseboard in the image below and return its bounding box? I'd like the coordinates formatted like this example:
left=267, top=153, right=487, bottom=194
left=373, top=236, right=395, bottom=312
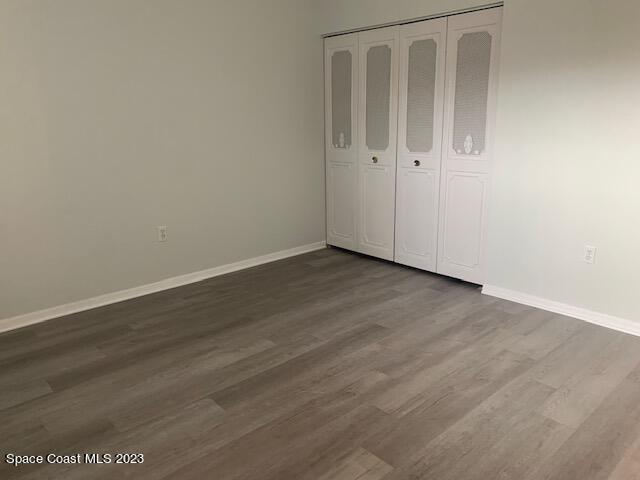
left=0, top=241, right=326, bottom=334
left=482, top=284, right=640, bottom=338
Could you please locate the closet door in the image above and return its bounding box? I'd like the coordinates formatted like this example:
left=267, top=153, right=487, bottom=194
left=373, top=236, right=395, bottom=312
left=357, top=26, right=399, bottom=261
left=395, top=18, right=447, bottom=271
left=325, top=34, right=358, bottom=250
left=437, top=8, right=502, bottom=283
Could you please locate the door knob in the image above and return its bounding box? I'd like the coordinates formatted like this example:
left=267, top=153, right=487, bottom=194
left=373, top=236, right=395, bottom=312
left=414, top=160, right=421, bottom=167
left=372, top=156, right=378, bottom=164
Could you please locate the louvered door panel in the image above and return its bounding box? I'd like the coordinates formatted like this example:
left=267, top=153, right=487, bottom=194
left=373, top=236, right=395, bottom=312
left=357, top=26, right=399, bottom=261
left=325, top=34, right=358, bottom=250
left=437, top=8, right=502, bottom=283
left=395, top=18, right=447, bottom=271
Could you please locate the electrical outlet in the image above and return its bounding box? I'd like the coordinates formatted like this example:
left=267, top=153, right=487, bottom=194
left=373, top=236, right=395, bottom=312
left=157, top=226, right=168, bottom=242
left=584, top=245, right=596, bottom=264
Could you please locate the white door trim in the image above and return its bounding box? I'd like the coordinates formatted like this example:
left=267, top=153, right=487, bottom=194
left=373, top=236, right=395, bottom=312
left=394, top=17, right=447, bottom=272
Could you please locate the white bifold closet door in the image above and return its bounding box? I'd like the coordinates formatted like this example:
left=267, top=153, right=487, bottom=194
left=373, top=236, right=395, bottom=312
left=394, top=18, right=447, bottom=271
left=437, top=8, right=502, bottom=283
left=324, top=8, right=501, bottom=284
left=357, top=26, right=399, bottom=261
left=325, top=34, right=358, bottom=250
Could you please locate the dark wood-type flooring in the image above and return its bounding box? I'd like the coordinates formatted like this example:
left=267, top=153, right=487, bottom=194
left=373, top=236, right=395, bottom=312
left=1, top=248, right=640, bottom=479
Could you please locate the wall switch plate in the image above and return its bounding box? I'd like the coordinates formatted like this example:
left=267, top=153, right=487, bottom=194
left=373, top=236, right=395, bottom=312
left=157, top=226, right=168, bottom=242
left=584, top=245, right=596, bottom=264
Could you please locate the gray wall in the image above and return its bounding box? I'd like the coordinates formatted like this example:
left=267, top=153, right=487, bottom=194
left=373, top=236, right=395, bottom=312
left=5, top=0, right=639, bottom=325
left=487, top=0, right=640, bottom=321
left=0, top=0, right=326, bottom=319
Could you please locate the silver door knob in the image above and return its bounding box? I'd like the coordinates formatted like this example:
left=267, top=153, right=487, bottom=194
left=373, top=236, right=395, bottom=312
left=414, top=160, right=421, bottom=167
left=372, top=156, right=378, bottom=164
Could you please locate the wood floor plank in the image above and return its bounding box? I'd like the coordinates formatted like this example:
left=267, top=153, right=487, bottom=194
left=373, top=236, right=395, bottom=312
left=608, top=433, right=640, bottom=480
left=363, top=348, right=535, bottom=467
left=0, top=379, right=52, bottom=411
left=506, top=313, right=583, bottom=360
left=532, top=322, right=619, bottom=388
left=377, top=378, right=557, bottom=480
left=526, top=374, right=640, bottom=480
left=539, top=333, right=640, bottom=428
left=316, top=447, right=393, bottom=480
left=165, top=375, right=391, bottom=480
left=1, top=247, right=639, bottom=480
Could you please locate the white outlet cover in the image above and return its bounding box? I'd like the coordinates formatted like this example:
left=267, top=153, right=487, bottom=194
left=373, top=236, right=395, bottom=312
left=158, top=226, right=168, bottom=242
left=584, top=245, right=596, bottom=264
